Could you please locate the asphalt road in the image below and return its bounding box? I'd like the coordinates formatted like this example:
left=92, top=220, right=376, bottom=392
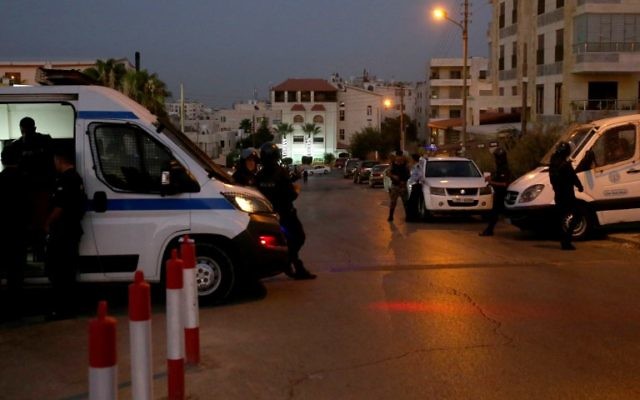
left=2, top=171, right=640, bottom=399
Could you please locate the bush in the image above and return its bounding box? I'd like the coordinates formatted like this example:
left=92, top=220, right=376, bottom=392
left=324, top=153, right=336, bottom=165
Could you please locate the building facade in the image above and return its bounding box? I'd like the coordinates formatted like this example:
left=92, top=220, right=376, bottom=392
left=0, top=59, right=133, bottom=86
left=489, top=0, right=640, bottom=126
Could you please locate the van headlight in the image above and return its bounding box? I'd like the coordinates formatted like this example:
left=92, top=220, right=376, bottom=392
left=518, top=184, right=545, bottom=203
left=479, top=185, right=493, bottom=195
left=222, top=192, right=274, bottom=214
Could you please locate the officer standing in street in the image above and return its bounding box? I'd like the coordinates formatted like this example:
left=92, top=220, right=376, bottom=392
left=0, top=144, right=28, bottom=320
left=232, top=147, right=260, bottom=186
left=386, top=151, right=410, bottom=222
left=44, top=146, right=87, bottom=320
left=549, top=141, right=584, bottom=250
left=256, top=142, right=316, bottom=280
left=480, top=147, right=512, bottom=236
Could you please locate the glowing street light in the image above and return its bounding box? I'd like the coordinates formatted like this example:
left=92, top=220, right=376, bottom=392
left=432, top=1, right=469, bottom=156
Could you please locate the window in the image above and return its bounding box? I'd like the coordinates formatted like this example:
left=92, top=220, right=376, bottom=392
left=449, top=109, right=461, bottom=118
left=479, top=70, right=488, bottom=80
left=220, top=116, right=226, bottom=123
left=537, top=0, right=545, bottom=15
left=367, top=105, right=372, bottom=116
left=339, top=129, right=345, bottom=140
left=499, top=2, right=505, bottom=28
left=512, top=0, right=518, bottom=24
left=450, top=70, right=462, bottom=79
left=287, top=91, right=297, bottom=102
left=293, top=115, right=304, bottom=124
left=499, top=45, right=505, bottom=71
left=512, top=41, right=518, bottom=68
left=301, top=91, right=311, bottom=102
left=499, top=87, right=505, bottom=96
left=220, top=140, right=225, bottom=148
left=339, top=110, right=345, bottom=121
left=450, top=87, right=463, bottom=99
left=293, top=135, right=304, bottom=143
left=555, top=29, right=564, bottom=62
left=512, top=86, right=518, bottom=96
left=536, top=84, right=544, bottom=114
left=591, top=124, right=636, bottom=167
left=556, top=0, right=564, bottom=8
left=313, top=115, right=324, bottom=124
left=274, top=91, right=285, bottom=102
left=313, top=136, right=324, bottom=143
left=554, top=83, right=562, bottom=114
left=537, top=34, right=545, bottom=65
left=91, top=123, right=176, bottom=193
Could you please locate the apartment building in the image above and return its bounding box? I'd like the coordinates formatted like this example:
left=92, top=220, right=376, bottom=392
left=270, top=78, right=338, bottom=162
left=334, top=83, right=384, bottom=151
left=490, top=0, right=640, bottom=125
left=0, top=59, right=133, bottom=86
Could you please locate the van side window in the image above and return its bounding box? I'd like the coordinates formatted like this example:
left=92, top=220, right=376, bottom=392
left=90, top=123, right=172, bottom=193
left=590, top=124, right=636, bottom=168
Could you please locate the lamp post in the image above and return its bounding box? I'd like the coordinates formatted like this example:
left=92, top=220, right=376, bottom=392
left=433, top=1, right=469, bottom=156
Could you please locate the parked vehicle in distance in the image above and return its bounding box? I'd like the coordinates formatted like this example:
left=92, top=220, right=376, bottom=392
left=406, top=157, right=493, bottom=220
left=307, top=165, right=331, bottom=175
left=334, top=157, right=348, bottom=169
left=368, top=163, right=389, bottom=188
left=343, top=158, right=360, bottom=178
left=505, top=113, right=640, bottom=240
left=353, top=160, right=378, bottom=183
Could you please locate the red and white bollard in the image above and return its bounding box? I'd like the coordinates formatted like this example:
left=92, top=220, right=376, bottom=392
left=128, top=270, right=153, bottom=400
left=180, top=235, right=200, bottom=365
left=166, top=249, right=185, bottom=400
left=89, top=301, right=117, bottom=400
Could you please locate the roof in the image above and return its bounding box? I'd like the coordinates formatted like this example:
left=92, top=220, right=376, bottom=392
left=272, top=79, right=337, bottom=92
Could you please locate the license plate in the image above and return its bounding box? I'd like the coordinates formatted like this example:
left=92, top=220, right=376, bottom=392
left=457, top=197, right=474, bottom=203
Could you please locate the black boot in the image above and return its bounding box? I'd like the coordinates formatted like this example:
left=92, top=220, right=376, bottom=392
left=387, top=207, right=395, bottom=222
left=292, top=259, right=316, bottom=280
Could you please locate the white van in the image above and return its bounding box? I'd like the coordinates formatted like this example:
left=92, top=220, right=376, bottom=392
left=505, top=114, right=640, bottom=239
left=0, top=85, right=288, bottom=300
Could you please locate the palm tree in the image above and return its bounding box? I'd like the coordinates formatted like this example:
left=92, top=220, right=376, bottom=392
left=122, top=70, right=171, bottom=117
left=302, top=123, right=321, bottom=139
left=274, top=122, right=294, bottom=141
left=83, top=59, right=127, bottom=90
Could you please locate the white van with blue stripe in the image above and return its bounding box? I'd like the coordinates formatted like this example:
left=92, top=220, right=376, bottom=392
left=0, top=85, right=288, bottom=300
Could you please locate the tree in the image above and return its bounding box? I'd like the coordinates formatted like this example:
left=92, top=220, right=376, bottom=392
left=274, top=122, right=294, bottom=141
left=83, top=58, right=127, bottom=90
left=238, top=119, right=274, bottom=149
left=324, top=153, right=336, bottom=165
left=381, top=115, right=417, bottom=151
left=301, top=123, right=321, bottom=139
left=349, top=127, right=393, bottom=159
left=239, top=119, right=252, bottom=133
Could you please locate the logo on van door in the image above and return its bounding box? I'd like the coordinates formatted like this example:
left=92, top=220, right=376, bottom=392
left=604, top=189, right=628, bottom=197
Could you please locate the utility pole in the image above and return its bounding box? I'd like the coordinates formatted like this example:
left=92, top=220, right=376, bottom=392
left=180, top=84, right=184, bottom=133
left=461, top=0, right=469, bottom=157
left=397, top=85, right=406, bottom=153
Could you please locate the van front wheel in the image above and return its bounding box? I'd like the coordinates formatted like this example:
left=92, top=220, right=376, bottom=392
left=563, top=204, right=595, bottom=241
left=195, top=243, right=235, bottom=301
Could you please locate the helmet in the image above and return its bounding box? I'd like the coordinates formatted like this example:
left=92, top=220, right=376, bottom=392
left=259, top=142, right=281, bottom=165
left=555, top=141, right=572, bottom=158
left=240, top=147, right=259, bottom=161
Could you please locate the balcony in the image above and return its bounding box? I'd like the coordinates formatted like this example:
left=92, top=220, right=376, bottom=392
left=573, top=42, right=640, bottom=73
left=570, top=98, right=638, bottom=122
left=430, top=98, right=463, bottom=107
left=429, top=78, right=463, bottom=87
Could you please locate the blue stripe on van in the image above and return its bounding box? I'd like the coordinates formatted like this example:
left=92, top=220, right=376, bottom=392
left=103, top=198, right=234, bottom=211
left=77, top=111, right=139, bottom=120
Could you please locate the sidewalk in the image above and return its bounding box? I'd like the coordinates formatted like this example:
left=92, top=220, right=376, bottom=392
left=607, top=233, right=640, bottom=249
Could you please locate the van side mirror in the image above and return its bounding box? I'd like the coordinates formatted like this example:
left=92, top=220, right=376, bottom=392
left=576, top=149, right=596, bottom=173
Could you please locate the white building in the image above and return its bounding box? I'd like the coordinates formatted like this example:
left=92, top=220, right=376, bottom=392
left=335, top=83, right=384, bottom=151
left=0, top=59, right=134, bottom=85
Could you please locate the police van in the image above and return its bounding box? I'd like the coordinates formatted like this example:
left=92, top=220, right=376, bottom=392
left=505, top=114, right=640, bottom=239
left=0, top=85, right=288, bottom=300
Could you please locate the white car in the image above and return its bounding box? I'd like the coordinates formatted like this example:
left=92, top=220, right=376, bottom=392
left=307, top=165, right=331, bottom=175
left=407, top=157, right=493, bottom=220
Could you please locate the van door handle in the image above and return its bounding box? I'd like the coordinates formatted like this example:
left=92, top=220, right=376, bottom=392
left=627, top=169, right=640, bottom=174
left=93, top=191, right=108, bottom=213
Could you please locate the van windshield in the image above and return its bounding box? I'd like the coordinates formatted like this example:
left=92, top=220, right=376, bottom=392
left=540, top=125, right=595, bottom=166
left=154, top=118, right=232, bottom=184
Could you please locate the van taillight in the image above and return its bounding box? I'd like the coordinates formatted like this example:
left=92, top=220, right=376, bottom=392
left=259, top=235, right=280, bottom=248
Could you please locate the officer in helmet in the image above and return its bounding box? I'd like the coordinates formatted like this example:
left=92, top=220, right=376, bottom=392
left=480, top=147, right=512, bottom=236
left=256, top=142, right=316, bottom=280
left=549, top=141, right=584, bottom=250
left=232, top=147, right=259, bottom=186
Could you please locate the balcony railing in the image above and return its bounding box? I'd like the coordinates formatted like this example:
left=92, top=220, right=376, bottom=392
left=571, top=99, right=637, bottom=111
left=574, top=42, right=640, bottom=53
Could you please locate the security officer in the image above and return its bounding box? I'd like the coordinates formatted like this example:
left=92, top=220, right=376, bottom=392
left=232, top=147, right=260, bottom=186
left=12, top=117, right=55, bottom=261
left=480, top=147, right=512, bottom=236
left=549, top=141, right=584, bottom=250
left=386, top=151, right=410, bottom=222
left=0, top=144, right=28, bottom=320
left=44, top=146, right=87, bottom=320
left=256, top=142, right=316, bottom=280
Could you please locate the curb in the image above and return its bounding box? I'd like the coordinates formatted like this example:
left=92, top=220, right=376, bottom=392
left=607, top=234, right=640, bottom=250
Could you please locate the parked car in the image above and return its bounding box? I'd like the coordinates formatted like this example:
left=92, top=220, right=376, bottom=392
left=343, top=158, right=360, bottom=179
left=307, top=165, right=331, bottom=175
left=368, top=163, right=389, bottom=188
left=334, top=157, right=348, bottom=169
left=353, top=160, right=378, bottom=183
left=406, top=157, right=493, bottom=220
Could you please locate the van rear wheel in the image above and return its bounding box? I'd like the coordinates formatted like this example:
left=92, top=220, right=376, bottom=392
left=195, top=243, right=235, bottom=301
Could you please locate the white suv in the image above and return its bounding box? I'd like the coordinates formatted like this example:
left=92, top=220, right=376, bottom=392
left=407, top=157, right=493, bottom=219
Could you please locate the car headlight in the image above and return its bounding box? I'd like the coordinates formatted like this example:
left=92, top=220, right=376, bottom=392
left=430, top=187, right=446, bottom=196
left=518, top=184, right=545, bottom=203
left=222, top=192, right=274, bottom=213
left=479, top=185, right=493, bottom=195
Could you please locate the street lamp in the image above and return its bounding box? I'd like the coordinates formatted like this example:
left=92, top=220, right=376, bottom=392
left=433, top=1, right=469, bottom=156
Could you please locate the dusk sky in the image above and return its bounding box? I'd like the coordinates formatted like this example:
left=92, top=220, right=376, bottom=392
left=1, top=0, right=492, bottom=108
